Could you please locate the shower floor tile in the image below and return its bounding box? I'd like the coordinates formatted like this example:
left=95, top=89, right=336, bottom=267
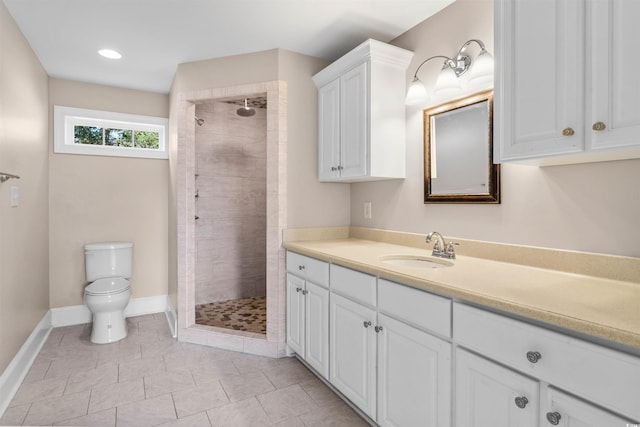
left=195, top=297, right=267, bottom=334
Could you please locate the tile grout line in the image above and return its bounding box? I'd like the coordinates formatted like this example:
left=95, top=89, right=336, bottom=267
left=170, top=392, right=179, bottom=421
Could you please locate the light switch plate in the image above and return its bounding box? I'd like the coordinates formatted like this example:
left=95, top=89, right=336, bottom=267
left=11, top=186, right=19, bottom=207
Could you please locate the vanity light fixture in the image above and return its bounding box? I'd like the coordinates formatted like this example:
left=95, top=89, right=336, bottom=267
left=406, top=39, right=494, bottom=105
left=98, top=49, right=122, bottom=59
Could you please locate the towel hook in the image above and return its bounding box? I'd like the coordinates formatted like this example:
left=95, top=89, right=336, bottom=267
left=0, top=172, right=20, bottom=183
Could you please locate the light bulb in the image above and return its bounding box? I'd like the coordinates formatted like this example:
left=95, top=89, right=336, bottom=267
left=405, top=77, right=428, bottom=105
left=468, top=49, right=494, bottom=85
left=433, top=65, right=461, bottom=98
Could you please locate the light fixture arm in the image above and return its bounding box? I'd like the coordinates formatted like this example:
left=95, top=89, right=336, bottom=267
left=451, top=39, right=488, bottom=77
left=412, top=55, right=452, bottom=80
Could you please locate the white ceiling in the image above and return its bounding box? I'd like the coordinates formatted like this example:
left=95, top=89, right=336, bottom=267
left=3, top=0, right=454, bottom=94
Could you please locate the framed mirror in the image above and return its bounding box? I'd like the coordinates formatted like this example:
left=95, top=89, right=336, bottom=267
left=423, top=90, right=500, bottom=203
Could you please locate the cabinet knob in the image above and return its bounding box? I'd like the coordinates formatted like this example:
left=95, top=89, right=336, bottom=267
left=562, top=127, right=575, bottom=136
left=526, top=351, right=542, bottom=363
left=295, top=287, right=302, bottom=293
left=592, top=121, right=606, bottom=131
left=363, top=321, right=372, bottom=328
left=331, top=166, right=338, bottom=172
left=298, top=265, right=305, bottom=270
left=514, top=396, right=529, bottom=409
left=374, top=325, right=383, bottom=333
left=337, top=165, right=343, bottom=171
left=301, top=290, right=308, bottom=295
left=546, top=411, right=562, bottom=425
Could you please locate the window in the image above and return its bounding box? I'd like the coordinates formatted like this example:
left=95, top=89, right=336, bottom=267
left=54, top=106, right=168, bottom=159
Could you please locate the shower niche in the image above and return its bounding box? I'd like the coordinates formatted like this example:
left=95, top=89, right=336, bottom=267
left=193, top=96, right=268, bottom=335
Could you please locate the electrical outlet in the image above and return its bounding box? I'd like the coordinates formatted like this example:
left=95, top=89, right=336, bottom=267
left=363, top=202, right=372, bottom=219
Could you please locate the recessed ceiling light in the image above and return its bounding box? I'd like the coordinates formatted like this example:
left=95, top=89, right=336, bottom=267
left=98, top=49, right=122, bottom=59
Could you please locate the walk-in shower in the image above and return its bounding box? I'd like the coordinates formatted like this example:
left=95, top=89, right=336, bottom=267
left=193, top=95, right=268, bottom=335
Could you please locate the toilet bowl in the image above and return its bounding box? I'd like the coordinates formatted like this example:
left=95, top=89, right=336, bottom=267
left=84, top=242, right=133, bottom=344
left=84, top=277, right=131, bottom=343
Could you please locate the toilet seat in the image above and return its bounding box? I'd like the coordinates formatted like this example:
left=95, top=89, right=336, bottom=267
left=85, top=277, right=130, bottom=296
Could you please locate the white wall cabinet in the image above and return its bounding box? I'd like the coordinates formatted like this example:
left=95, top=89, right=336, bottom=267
left=495, top=0, right=640, bottom=165
left=285, top=253, right=330, bottom=379
left=313, top=39, right=413, bottom=182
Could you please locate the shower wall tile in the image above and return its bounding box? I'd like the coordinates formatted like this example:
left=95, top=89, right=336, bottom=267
left=194, top=101, right=267, bottom=305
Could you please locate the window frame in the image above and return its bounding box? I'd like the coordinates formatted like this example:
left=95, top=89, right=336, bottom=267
left=54, top=105, right=169, bottom=159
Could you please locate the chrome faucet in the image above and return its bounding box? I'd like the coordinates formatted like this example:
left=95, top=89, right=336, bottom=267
left=426, top=231, right=458, bottom=259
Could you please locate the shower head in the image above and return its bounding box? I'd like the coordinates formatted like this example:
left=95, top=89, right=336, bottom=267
left=195, top=117, right=204, bottom=126
left=236, top=98, right=256, bottom=117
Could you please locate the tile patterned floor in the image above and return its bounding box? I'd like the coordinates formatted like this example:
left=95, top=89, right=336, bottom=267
left=196, top=297, right=267, bottom=335
left=0, top=314, right=368, bottom=427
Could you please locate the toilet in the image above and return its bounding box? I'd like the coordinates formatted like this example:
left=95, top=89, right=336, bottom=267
left=84, top=242, right=133, bottom=344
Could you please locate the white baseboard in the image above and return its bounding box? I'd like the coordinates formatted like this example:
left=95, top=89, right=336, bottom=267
left=50, top=294, right=169, bottom=327
left=165, top=299, right=177, bottom=338
left=0, top=311, right=52, bottom=418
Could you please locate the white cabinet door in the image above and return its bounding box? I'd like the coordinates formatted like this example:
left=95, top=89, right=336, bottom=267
left=304, top=281, right=329, bottom=379
left=541, top=386, right=634, bottom=427
left=496, top=0, right=585, bottom=161
left=286, top=274, right=305, bottom=356
left=317, top=78, right=341, bottom=181
left=329, top=292, right=376, bottom=419
left=455, top=348, right=539, bottom=427
left=339, top=62, right=368, bottom=180
left=588, top=0, right=640, bottom=151
left=377, top=314, right=451, bottom=427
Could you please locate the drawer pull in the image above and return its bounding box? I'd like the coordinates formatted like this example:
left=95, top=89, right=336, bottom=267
left=546, top=411, right=562, bottom=425
left=514, top=396, right=528, bottom=409
left=363, top=321, right=372, bottom=328
left=526, top=351, right=542, bottom=363
left=298, top=265, right=305, bottom=270
left=374, top=326, right=383, bottom=333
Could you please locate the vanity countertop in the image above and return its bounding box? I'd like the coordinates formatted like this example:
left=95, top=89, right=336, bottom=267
left=283, top=237, right=640, bottom=350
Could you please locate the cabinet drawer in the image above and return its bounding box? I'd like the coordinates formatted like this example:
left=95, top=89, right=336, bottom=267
left=286, top=252, right=329, bottom=287
left=454, top=303, right=640, bottom=420
left=378, top=279, right=451, bottom=338
left=330, top=264, right=376, bottom=306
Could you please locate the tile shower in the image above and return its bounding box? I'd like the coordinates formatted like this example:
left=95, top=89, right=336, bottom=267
left=193, top=97, right=267, bottom=334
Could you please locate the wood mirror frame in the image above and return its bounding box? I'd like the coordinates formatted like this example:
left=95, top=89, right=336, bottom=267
left=423, top=90, right=500, bottom=203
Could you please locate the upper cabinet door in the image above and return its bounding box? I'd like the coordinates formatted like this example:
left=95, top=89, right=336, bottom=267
left=588, top=0, right=640, bottom=151
left=495, top=0, right=585, bottom=161
left=339, top=62, right=368, bottom=180
left=317, top=79, right=342, bottom=181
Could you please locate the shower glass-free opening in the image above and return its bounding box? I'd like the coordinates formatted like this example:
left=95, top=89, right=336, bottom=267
left=193, top=95, right=267, bottom=336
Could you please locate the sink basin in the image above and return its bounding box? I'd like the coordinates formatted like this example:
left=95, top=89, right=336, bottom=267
left=380, top=255, right=453, bottom=269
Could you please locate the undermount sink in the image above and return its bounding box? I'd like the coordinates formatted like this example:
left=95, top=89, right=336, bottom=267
left=380, top=255, right=453, bottom=269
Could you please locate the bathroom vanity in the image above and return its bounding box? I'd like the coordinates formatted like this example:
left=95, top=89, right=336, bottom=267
left=283, top=229, right=640, bottom=426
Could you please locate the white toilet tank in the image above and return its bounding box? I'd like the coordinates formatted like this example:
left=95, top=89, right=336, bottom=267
left=85, top=242, right=133, bottom=282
